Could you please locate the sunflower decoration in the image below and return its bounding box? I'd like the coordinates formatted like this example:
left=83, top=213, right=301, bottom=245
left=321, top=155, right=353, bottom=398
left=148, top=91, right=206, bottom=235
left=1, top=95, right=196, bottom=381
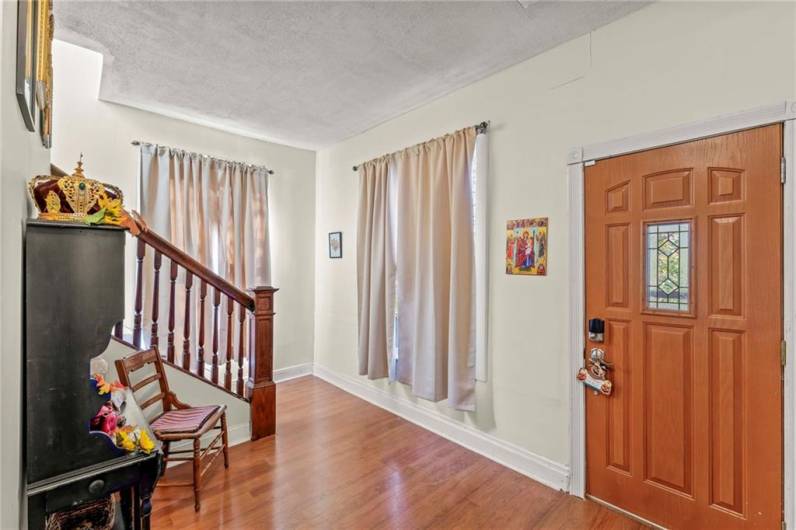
left=115, top=428, right=137, bottom=452
left=114, top=425, right=156, bottom=454
left=84, top=191, right=128, bottom=227
left=139, top=430, right=156, bottom=454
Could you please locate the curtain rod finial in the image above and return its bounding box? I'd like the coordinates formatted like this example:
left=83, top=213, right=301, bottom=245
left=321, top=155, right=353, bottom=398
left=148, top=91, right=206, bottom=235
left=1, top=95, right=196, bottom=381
left=352, top=165, right=359, bottom=172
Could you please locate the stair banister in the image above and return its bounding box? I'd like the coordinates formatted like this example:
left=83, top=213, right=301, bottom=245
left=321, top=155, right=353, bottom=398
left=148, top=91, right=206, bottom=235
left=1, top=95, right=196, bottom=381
left=125, top=211, right=276, bottom=440
left=133, top=223, right=254, bottom=311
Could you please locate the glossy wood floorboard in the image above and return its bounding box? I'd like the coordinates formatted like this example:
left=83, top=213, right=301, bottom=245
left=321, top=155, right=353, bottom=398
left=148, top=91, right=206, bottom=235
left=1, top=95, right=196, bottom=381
left=152, top=376, right=647, bottom=529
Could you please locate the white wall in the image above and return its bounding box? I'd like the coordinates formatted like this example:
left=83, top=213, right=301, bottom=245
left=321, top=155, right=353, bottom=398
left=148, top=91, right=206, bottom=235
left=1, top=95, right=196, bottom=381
left=314, top=1, right=796, bottom=470
left=51, top=40, right=316, bottom=371
left=1, top=2, right=52, bottom=528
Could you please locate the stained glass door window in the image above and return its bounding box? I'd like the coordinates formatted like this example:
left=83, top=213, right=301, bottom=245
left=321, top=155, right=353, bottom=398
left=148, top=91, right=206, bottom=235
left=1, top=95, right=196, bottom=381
left=645, top=221, right=691, bottom=312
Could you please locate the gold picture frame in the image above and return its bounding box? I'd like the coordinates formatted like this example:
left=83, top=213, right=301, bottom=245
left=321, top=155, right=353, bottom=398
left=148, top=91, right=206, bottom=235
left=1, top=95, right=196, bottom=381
left=36, top=0, right=53, bottom=148
left=15, top=0, right=38, bottom=132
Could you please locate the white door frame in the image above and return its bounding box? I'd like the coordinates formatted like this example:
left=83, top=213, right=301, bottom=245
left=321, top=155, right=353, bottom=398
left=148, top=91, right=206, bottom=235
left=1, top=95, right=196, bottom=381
left=567, top=100, right=796, bottom=528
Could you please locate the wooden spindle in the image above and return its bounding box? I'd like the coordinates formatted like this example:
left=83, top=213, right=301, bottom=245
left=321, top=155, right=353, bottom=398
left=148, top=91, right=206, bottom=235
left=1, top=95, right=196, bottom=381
left=237, top=305, right=245, bottom=396
left=150, top=251, right=162, bottom=349
left=126, top=224, right=280, bottom=441
left=133, top=239, right=146, bottom=347
left=211, top=288, right=221, bottom=384
left=113, top=322, right=123, bottom=340
left=197, top=280, right=207, bottom=379
left=167, top=260, right=178, bottom=363
left=224, top=297, right=234, bottom=391
left=182, top=271, right=193, bottom=371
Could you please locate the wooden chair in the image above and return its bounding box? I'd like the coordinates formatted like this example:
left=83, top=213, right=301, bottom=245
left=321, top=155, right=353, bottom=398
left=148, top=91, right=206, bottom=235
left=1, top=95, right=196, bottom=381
left=115, top=347, right=229, bottom=511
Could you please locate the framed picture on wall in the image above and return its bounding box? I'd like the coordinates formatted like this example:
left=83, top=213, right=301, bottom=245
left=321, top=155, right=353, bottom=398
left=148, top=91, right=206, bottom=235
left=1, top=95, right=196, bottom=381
left=329, top=232, right=342, bottom=259
left=16, top=0, right=38, bottom=132
left=505, top=217, right=548, bottom=276
left=36, top=0, right=54, bottom=148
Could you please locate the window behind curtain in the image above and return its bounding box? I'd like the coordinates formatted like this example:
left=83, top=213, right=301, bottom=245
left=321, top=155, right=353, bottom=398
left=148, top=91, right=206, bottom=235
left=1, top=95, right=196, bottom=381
left=387, top=135, right=488, bottom=382
left=472, top=133, right=488, bottom=382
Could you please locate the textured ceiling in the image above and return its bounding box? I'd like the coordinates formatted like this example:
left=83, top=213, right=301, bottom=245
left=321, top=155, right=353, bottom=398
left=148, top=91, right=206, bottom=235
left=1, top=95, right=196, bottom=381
left=55, top=1, right=647, bottom=149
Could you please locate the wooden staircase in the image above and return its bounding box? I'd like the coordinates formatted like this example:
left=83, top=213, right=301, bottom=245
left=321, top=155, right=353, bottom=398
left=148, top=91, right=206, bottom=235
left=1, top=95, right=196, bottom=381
left=48, top=163, right=277, bottom=439
left=117, top=216, right=277, bottom=439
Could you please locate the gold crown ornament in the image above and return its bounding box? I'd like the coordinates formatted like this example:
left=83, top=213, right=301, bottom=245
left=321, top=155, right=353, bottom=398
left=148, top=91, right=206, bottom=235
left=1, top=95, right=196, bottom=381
left=28, top=155, right=126, bottom=225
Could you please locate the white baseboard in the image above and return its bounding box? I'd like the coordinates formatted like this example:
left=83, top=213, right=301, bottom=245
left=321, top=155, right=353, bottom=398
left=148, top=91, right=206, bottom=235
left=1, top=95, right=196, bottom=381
left=312, top=364, right=570, bottom=492
left=163, top=362, right=311, bottom=468
left=225, top=421, right=252, bottom=447
left=274, top=362, right=314, bottom=383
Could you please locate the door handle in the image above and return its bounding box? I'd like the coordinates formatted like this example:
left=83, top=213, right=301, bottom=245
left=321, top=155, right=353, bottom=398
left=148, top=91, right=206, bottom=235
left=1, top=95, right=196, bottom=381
left=589, top=347, right=613, bottom=370
left=576, top=347, right=613, bottom=396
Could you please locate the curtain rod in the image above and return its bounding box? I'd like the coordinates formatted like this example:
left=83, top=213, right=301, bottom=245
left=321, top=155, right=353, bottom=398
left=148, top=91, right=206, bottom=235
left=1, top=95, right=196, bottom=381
left=131, top=140, right=275, bottom=175
left=351, top=120, right=489, bottom=172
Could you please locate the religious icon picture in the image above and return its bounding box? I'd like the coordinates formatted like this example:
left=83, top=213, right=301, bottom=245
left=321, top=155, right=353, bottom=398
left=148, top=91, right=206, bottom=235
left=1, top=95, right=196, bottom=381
left=505, top=217, right=548, bottom=276
left=329, top=231, right=342, bottom=259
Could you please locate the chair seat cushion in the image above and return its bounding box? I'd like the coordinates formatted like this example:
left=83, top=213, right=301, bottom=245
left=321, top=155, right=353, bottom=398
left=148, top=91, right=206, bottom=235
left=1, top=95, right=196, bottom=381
left=151, top=405, right=221, bottom=434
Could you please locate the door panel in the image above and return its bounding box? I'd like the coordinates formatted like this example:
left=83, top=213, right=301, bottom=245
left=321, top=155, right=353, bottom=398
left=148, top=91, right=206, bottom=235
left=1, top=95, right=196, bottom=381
left=606, top=319, right=631, bottom=474
left=643, top=322, right=694, bottom=496
left=708, top=328, right=745, bottom=515
left=584, top=125, right=782, bottom=529
left=709, top=215, right=743, bottom=316
left=606, top=224, right=630, bottom=308
left=643, top=169, right=693, bottom=210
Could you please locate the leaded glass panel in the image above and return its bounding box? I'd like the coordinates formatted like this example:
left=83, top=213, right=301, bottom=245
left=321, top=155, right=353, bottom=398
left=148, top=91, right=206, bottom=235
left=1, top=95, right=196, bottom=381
left=645, top=221, right=691, bottom=312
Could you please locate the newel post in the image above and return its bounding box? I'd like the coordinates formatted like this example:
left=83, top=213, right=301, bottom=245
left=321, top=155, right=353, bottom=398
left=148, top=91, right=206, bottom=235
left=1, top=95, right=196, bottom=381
left=247, top=286, right=278, bottom=440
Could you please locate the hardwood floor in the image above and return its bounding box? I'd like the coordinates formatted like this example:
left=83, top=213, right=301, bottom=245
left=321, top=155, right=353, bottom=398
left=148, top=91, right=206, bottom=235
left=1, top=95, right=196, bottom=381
left=152, top=376, right=646, bottom=529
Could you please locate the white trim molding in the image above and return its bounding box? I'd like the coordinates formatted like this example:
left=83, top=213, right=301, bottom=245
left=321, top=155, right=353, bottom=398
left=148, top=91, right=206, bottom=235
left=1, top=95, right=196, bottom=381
left=567, top=160, right=586, bottom=498
left=567, top=101, right=796, bottom=530
left=783, top=119, right=796, bottom=529
left=568, top=101, right=796, bottom=166
left=313, top=364, right=570, bottom=492
left=274, top=362, right=314, bottom=383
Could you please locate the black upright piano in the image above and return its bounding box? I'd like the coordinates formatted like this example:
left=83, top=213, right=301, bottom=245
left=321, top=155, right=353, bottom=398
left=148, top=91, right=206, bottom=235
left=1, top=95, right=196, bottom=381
left=24, top=222, right=161, bottom=530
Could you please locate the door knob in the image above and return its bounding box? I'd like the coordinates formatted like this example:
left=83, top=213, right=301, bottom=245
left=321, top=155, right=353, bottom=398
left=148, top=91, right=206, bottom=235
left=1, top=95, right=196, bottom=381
left=589, top=347, right=612, bottom=367
left=577, top=348, right=613, bottom=397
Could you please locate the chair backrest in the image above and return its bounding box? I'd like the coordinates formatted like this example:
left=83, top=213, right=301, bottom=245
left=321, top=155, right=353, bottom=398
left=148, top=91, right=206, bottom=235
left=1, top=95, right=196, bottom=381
left=115, top=348, right=172, bottom=418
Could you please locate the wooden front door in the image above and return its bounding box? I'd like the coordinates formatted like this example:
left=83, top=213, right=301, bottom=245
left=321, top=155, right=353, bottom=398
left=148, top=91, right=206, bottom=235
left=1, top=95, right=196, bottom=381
left=584, top=125, right=783, bottom=529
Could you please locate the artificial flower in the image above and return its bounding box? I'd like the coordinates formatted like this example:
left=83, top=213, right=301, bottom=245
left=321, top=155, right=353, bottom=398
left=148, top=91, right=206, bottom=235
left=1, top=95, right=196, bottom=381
left=83, top=208, right=106, bottom=226
left=90, top=401, right=120, bottom=435
left=82, top=192, right=124, bottom=226
left=139, top=430, right=155, bottom=454
left=92, top=373, right=124, bottom=396
left=116, top=429, right=136, bottom=452
left=98, top=192, right=124, bottom=225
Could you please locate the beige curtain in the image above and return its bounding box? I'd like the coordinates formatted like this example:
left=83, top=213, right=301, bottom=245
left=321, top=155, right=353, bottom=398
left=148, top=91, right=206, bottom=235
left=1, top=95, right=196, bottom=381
left=357, top=127, right=477, bottom=410
left=138, top=144, right=270, bottom=371
left=140, top=144, right=271, bottom=288
left=356, top=159, right=394, bottom=379
left=394, top=127, right=477, bottom=410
